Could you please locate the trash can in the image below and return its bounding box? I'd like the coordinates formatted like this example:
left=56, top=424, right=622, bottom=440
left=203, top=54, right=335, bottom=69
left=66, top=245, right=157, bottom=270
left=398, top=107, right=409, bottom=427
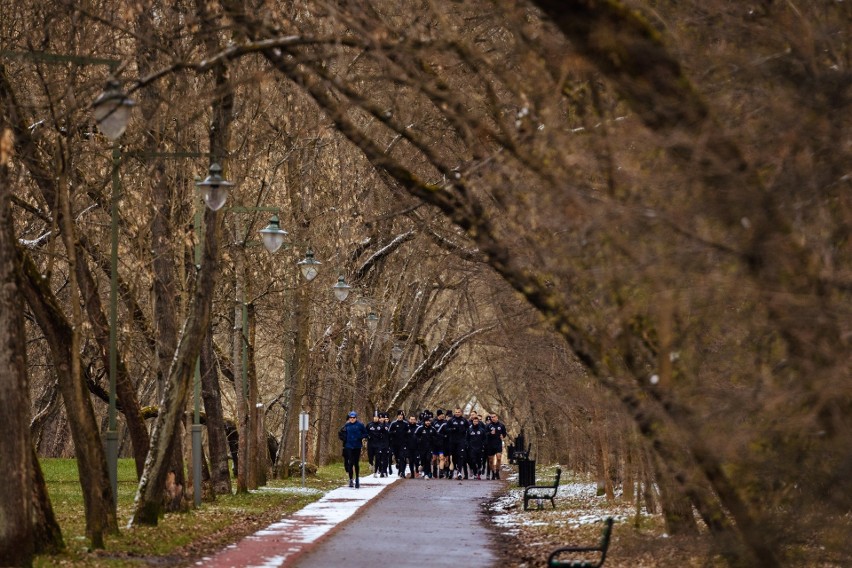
left=518, top=458, right=536, bottom=487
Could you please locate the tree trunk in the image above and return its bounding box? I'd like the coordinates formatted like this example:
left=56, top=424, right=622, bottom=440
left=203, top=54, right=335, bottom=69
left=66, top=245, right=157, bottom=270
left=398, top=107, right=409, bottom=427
left=201, top=328, right=232, bottom=495
left=58, top=146, right=118, bottom=547
left=130, top=206, right=222, bottom=526
left=74, top=238, right=150, bottom=478
left=273, top=358, right=293, bottom=477
left=233, top=228, right=249, bottom=494
left=0, top=139, right=36, bottom=566
left=652, top=453, right=698, bottom=535
left=19, top=247, right=120, bottom=540
left=593, top=406, right=615, bottom=500
left=622, top=435, right=635, bottom=503
left=30, top=446, right=64, bottom=555
left=281, top=280, right=312, bottom=476
left=0, top=73, right=136, bottom=532
left=151, top=161, right=189, bottom=496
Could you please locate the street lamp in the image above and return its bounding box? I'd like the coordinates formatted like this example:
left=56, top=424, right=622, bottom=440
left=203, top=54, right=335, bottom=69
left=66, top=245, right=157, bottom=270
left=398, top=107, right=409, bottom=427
left=366, top=311, right=379, bottom=333
left=333, top=275, right=351, bottom=302
left=195, top=163, right=233, bottom=211
left=297, top=249, right=321, bottom=281
left=391, top=342, right=404, bottom=363
left=258, top=214, right=288, bottom=253
left=91, top=79, right=135, bottom=141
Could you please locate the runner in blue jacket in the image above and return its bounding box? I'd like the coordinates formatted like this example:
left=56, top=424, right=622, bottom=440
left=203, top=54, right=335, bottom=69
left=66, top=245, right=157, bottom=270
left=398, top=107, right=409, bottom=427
left=338, top=411, right=368, bottom=488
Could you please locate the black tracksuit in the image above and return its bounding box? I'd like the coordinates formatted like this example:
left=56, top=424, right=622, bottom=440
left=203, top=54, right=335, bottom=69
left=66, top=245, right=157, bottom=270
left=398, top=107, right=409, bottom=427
left=415, top=423, right=437, bottom=477
left=402, top=421, right=419, bottom=478
left=446, top=415, right=469, bottom=477
left=432, top=419, right=448, bottom=477
left=388, top=418, right=407, bottom=474
left=366, top=420, right=382, bottom=468
left=466, top=422, right=486, bottom=476
left=367, top=420, right=391, bottom=475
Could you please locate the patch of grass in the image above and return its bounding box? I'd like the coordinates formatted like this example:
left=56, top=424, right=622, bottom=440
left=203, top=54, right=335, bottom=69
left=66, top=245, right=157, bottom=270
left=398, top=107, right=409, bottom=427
left=34, top=458, right=351, bottom=567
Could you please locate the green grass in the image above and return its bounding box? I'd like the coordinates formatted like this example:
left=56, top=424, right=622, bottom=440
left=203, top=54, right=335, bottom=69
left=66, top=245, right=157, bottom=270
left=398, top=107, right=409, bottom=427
left=34, top=458, right=352, bottom=567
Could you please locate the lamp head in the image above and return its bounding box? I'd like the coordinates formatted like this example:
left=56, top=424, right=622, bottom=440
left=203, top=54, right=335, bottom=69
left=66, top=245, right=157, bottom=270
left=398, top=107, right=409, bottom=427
left=92, top=79, right=135, bottom=141
left=259, top=214, right=288, bottom=253
left=333, top=275, right=351, bottom=302
left=195, top=163, right=234, bottom=211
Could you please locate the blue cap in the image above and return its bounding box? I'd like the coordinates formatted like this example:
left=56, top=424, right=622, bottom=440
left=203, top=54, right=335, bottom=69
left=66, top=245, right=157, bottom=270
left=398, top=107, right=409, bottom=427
left=348, top=411, right=357, bottom=418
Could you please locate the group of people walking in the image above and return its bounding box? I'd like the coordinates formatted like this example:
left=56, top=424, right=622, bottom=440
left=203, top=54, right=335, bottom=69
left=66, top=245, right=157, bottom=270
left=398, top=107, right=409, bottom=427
left=338, top=408, right=508, bottom=488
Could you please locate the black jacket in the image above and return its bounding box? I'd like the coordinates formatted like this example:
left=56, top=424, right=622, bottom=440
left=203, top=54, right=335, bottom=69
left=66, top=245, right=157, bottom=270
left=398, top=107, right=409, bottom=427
left=415, top=423, right=437, bottom=453
left=466, top=422, right=486, bottom=449
left=432, top=419, right=449, bottom=451
left=446, top=416, right=470, bottom=443
left=367, top=421, right=390, bottom=449
left=402, top=422, right=419, bottom=450
left=485, top=420, right=507, bottom=450
left=388, top=418, right=407, bottom=446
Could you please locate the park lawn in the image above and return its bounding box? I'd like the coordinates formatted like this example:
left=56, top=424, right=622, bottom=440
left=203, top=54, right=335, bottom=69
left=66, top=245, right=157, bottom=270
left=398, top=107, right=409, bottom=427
left=34, top=458, right=348, bottom=567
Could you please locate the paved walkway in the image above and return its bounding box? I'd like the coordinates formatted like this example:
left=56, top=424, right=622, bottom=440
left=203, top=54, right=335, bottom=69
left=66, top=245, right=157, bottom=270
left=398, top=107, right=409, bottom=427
left=199, top=473, right=505, bottom=567
left=294, top=476, right=503, bottom=567
left=200, top=476, right=398, bottom=568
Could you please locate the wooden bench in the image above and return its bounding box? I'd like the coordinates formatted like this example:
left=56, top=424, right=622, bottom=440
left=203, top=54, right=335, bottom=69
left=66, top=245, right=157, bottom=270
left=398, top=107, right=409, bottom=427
left=547, top=517, right=614, bottom=568
left=523, top=466, right=561, bottom=510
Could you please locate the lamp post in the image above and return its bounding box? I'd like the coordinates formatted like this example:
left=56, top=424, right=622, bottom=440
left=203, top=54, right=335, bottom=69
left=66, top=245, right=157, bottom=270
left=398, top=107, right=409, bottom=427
left=215, top=205, right=320, bottom=492
left=89, top=71, right=132, bottom=512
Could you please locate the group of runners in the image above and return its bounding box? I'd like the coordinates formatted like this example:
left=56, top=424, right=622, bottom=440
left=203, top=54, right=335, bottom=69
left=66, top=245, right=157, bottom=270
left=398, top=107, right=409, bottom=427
left=338, top=407, right=508, bottom=488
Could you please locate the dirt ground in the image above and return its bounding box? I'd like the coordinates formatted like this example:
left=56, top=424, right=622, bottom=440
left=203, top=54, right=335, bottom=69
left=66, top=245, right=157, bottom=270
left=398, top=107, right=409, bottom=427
left=487, top=468, right=725, bottom=568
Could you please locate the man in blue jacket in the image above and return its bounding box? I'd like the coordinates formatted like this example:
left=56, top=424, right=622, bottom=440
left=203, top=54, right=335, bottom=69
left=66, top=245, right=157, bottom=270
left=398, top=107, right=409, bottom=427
left=338, top=411, right=369, bottom=488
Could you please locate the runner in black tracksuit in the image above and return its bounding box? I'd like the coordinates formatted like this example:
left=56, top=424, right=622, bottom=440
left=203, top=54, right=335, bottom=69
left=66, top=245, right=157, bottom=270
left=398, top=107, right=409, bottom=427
left=402, top=415, right=419, bottom=478
left=466, top=416, right=486, bottom=479
left=388, top=410, right=407, bottom=476
left=446, top=408, right=469, bottom=480
left=431, top=410, right=449, bottom=478
left=485, top=414, right=508, bottom=479
left=369, top=412, right=391, bottom=477
left=415, top=418, right=437, bottom=478
left=365, top=414, right=383, bottom=474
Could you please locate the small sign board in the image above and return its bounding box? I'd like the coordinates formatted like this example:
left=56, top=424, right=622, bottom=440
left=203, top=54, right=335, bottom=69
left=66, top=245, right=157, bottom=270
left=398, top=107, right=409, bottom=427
left=299, top=412, right=309, bottom=432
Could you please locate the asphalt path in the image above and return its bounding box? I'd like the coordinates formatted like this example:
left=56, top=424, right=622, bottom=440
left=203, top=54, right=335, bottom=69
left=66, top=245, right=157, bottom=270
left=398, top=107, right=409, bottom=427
left=292, top=475, right=505, bottom=567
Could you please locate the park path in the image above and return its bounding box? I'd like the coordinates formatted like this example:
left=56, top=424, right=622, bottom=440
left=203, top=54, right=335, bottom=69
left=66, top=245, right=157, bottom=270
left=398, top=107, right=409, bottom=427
left=199, top=473, right=505, bottom=567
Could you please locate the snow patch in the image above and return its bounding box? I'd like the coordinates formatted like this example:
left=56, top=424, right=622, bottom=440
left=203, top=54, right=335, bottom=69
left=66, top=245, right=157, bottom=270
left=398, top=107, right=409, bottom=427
left=204, top=476, right=398, bottom=567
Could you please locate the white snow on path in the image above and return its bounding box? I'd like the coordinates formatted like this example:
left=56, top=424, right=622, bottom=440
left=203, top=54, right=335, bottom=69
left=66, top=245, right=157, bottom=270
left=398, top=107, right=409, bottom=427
left=199, top=475, right=398, bottom=568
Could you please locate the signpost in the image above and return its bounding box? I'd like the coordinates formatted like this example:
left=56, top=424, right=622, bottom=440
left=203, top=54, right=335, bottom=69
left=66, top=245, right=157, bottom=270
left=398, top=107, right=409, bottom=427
left=299, top=412, right=309, bottom=487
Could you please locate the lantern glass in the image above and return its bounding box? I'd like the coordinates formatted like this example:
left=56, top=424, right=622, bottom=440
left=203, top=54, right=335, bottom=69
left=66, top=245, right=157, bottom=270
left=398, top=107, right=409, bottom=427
left=195, top=163, right=234, bottom=211
left=200, top=185, right=228, bottom=211
left=333, top=275, right=351, bottom=302
left=298, top=250, right=321, bottom=281
left=366, top=312, right=379, bottom=333
left=92, top=81, right=135, bottom=141
left=259, top=215, right=288, bottom=253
